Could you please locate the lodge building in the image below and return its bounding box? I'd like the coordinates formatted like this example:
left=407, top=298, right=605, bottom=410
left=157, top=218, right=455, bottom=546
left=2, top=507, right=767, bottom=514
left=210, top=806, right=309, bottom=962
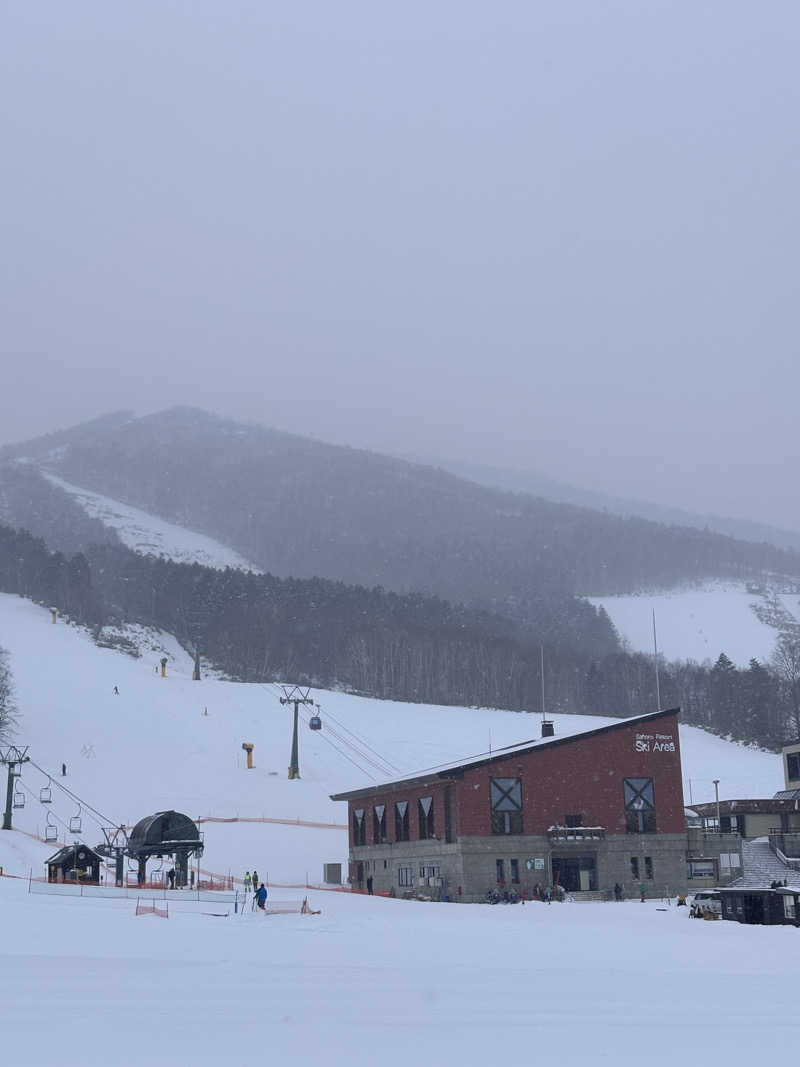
left=331, top=707, right=735, bottom=901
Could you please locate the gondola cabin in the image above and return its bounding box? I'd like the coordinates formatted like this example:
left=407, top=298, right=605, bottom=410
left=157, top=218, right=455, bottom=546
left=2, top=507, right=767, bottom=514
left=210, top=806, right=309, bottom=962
left=46, top=843, right=102, bottom=884
left=309, top=714, right=322, bottom=731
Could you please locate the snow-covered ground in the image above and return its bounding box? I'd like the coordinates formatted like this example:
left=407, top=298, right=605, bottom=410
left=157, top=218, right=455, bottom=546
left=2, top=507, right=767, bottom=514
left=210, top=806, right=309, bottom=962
left=589, top=582, right=800, bottom=666
left=0, top=593, right=792, bottom=1066
left=40, top=470, right=261, bottom=571
left=0, top=594, right=783, bottom=887
left=0, top=874, right=797, bottom=1067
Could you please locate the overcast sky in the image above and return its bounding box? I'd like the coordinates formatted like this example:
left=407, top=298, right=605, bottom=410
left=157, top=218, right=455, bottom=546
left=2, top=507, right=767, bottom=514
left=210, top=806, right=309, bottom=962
left=2, top=3, right=799, bottom=528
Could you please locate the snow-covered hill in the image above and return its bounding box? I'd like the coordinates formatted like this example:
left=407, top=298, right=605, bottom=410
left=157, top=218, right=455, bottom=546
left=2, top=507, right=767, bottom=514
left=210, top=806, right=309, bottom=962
left=0, top=594, right=784, bottom=883
left=40, top=471, right=261, bottom=572
left=589, top=582, right=800, bottom=666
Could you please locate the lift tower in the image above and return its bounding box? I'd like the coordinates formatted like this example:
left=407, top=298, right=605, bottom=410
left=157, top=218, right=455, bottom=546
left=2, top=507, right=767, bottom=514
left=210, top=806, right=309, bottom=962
left=279, top=686, right=314, bottom=779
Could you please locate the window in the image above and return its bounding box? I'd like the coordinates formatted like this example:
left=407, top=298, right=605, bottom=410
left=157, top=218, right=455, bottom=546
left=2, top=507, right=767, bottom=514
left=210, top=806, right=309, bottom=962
left=510, top=859, right=520, bottom=884
left=630, top=856, right=639, bottom=879
left=373, top=805, right=387, bottom=844
left=624, top=778, right=656, bottom=833
left=491, top=777, right=523, bottom=835
left=394, top=801, right=410, bottom=842
left=418, top=796, right=435, bottom=839
left=644, top=856, right=653, bottom=880
left=783, top=895, right=796, bottom=920
left=687, top=860, right=715, bottom=879
left=565, top=814, right=583, bottom=828
left=787, top=752, right=800, bottom=782
left=398, top=866, right=413, bottom=888
left=352, top=808, right=366, bottom=846
left=720, top=815, right=741, bottom=835
left=496, top=859, right=505, bottom=885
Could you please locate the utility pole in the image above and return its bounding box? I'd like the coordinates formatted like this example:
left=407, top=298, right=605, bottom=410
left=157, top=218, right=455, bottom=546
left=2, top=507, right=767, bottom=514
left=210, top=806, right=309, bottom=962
left=1, top=746, right=30, bottom=831
left=713, top=779, right=721, bottom=831
left=279, top=686, right=314, bottom=779
left=652, top=609, right=662, bottom=712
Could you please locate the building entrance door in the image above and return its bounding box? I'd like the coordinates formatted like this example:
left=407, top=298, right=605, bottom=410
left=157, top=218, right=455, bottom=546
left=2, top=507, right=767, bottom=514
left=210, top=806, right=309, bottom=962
left=551, top=855, right=597, bottom=893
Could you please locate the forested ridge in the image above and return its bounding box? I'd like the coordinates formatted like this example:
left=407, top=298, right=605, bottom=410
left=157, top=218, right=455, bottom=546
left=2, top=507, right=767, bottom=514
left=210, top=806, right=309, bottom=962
left=5, top=408, right=800, bottom=611
left=1, top=518, right=799, bottom=751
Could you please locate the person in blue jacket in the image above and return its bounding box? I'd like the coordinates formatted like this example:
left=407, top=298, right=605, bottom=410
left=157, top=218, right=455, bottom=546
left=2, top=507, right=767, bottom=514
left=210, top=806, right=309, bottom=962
left=256, top=883, right=268, bottom=910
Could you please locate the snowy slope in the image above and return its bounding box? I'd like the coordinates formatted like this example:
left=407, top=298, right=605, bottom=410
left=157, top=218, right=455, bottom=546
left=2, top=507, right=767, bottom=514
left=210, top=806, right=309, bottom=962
left=40, top=471, right=260, bottom=571
left=588, top=582, right=800, bottom=666
left=0, top=594, right=784, bottom=884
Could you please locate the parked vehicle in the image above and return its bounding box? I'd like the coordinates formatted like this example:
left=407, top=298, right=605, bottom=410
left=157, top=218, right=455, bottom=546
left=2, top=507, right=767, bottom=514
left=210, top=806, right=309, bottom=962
left=690, top=890, right=722, bottom=916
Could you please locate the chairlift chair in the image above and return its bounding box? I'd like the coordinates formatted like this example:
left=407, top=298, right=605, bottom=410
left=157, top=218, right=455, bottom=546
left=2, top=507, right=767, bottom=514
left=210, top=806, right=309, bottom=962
left=39, top=780, right=52, bottom=804
left=12, top=787, right=25, bottom=809
left=69, top=804, right=82, bottom=834
left=45, top=811, right=58, bottom=842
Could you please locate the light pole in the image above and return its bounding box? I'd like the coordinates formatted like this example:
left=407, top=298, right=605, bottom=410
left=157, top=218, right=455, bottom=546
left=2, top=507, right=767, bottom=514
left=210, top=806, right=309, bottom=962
left=713, top=779, right=721, bottom=831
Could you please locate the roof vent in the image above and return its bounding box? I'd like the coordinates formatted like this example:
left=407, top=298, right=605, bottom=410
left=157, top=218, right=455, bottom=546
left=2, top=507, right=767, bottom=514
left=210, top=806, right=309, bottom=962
left=541, top=720, right=555, bottom=738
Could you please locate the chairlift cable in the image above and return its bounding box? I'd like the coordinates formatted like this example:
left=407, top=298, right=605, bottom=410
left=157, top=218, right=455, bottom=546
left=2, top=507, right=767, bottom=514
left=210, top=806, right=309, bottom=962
left=28, top=759, right=117, bottom=828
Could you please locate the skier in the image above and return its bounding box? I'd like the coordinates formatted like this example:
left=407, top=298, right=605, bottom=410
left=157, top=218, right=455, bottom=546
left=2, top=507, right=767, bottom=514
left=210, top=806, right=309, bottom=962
left=256, top=883, right=268, bottom=910
left=113, top=685, right=119, bottom=695
left=243, top=871, right=252, bottom=894
left=167, top=867, right=175, bottom=890
left=252, top=869, right=259, bottom=893
left=366, top=875, right=374, bottom=895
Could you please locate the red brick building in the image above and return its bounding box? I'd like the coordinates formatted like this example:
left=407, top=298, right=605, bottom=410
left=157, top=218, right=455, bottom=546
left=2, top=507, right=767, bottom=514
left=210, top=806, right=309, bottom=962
left=332, top=707, right=706, bottom=900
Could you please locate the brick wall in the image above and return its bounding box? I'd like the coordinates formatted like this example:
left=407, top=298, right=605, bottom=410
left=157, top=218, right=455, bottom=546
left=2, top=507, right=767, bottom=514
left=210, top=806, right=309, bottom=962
left=455, top=711, right=684, bottom=836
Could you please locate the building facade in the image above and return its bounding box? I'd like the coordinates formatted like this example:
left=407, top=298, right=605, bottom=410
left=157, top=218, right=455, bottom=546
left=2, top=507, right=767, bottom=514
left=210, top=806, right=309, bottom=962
left=332, top=707, right=735, bottom=902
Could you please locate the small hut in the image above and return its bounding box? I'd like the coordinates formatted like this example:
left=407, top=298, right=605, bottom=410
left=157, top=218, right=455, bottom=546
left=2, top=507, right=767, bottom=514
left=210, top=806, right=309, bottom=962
left=719, top=884, right=800, bottom=926
left=47, top=843, right=101, bottom=884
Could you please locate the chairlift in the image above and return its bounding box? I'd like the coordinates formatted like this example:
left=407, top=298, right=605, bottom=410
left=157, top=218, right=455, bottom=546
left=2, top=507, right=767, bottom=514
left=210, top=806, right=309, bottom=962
left=309, top=704, right=322, bottom=731
left=69, top=804, right=82, bottom=835
left=39, top=779, right=52, bottom=804
left=45, top=811, right=58, bottom=843
left=13, top=786, right=25, bottom=809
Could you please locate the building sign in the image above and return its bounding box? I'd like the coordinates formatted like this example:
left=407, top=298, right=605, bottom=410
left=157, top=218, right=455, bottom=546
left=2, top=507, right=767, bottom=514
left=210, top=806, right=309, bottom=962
left=525, top=858, right=545, bottom=871
left=634, top=732, right=676, bottom=754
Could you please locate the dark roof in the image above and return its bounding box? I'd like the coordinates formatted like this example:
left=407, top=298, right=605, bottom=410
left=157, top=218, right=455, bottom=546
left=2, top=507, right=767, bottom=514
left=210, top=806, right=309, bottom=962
left=46, top=842, right=101, bottom=866
left=330, top=706, right=680, bottom=802
left=774, top=788, right=800, bottom=801
left=127, top=811, right=200, bottom=851
left=691, top=798, right=800, bottom=816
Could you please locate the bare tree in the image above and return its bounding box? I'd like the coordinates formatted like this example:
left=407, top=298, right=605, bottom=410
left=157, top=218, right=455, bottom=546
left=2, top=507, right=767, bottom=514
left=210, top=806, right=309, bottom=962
left=772, top=633, right=800, bottom=739
left=0, top=648, right=17, bottom=741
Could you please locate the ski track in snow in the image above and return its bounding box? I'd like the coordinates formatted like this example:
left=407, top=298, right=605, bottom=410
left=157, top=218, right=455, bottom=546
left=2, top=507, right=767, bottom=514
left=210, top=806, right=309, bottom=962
left=40, top=470, right=261, bottom=572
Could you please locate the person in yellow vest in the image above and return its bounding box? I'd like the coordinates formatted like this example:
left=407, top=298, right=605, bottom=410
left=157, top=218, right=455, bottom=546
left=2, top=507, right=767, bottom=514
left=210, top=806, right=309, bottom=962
left=243, top=871, right=252, bottom=894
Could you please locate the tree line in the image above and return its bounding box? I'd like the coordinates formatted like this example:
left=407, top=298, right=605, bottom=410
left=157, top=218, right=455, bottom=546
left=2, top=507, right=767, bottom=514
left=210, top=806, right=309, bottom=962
left=1, top=519, right=799, bottom=751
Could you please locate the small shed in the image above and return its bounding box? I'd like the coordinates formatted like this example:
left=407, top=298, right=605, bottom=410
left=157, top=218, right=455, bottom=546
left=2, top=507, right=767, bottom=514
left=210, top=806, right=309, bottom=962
left=126, top=810, right=203, bottom=888
left=47, top=843, right=102, bottom=884
left=719, top=885, right=800, bottom=926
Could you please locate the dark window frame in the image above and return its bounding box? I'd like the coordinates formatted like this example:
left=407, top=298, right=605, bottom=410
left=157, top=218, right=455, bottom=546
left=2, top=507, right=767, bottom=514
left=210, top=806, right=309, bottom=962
left=373, top=804, right=387, bottom=845
left=352, top=808, right=366, bottom=847
left=510, top=858, right=520, bottom=885
left=490, top=777, right=523, bottom=836
left=418, top=796, right=435, bottom=840
left=787, top=752, right=800, bottom=781
left=394, top=801, right=410, bottom=842
left=624, top=778, right=656, bottom=834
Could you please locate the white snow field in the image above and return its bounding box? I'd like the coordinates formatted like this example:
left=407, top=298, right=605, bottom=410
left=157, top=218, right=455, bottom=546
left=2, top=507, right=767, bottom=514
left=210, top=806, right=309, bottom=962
left=0, top=593, right=793, bottom=1067
left=588, top=582, right=800, bottom=666
left=1, top=876, right=798, bottom=1067
left=41, top=470, right=261, bottom=571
